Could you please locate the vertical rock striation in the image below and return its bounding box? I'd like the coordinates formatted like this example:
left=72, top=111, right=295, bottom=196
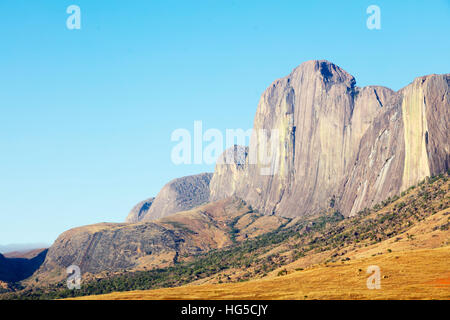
left=210, top=60, right=449, bottom=218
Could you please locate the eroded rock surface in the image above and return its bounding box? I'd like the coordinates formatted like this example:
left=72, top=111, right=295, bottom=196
left=210, top=60, right=449, bottom=218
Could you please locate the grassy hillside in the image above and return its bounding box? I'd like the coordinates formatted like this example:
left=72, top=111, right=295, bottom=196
left=73, top=246, right=450, bottom=300
left=2, top=172, right=449, bottom=300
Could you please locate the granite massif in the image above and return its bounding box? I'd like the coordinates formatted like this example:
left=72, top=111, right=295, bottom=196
left=210, top=60, right=449, bottom=218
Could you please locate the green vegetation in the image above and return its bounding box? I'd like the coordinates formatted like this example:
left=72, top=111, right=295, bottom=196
left=227, top=215, right=243, bottom=244
left=277, top=269, right=288, bottom=276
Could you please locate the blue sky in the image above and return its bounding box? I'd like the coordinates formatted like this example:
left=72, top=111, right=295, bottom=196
left=0, top=0, right=449, bottom=246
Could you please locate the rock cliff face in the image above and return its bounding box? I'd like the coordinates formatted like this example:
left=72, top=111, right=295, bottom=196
left=126, top=173, right=213, bottom=222
left=210, top=60, right=449, bottom=218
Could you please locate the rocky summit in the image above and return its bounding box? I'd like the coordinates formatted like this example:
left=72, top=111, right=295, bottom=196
left=210, top=60, right=449, bottom=218
left=126, top=172, right=213, bottom=222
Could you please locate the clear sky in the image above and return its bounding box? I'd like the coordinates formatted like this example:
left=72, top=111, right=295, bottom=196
left=0, top=0, right=449, bottom=246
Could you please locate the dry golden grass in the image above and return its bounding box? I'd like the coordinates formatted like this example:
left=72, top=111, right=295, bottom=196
left=268, top=208, right=450, bottom=278
left=73, top=246, right=450, bottom=300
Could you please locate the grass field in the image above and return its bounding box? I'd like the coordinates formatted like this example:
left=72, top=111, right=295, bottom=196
left=73, top=246, right=450, bottom=300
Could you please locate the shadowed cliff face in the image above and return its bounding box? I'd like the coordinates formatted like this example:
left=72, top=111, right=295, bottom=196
left=39, top=223, right=182, bottom=277
left=210, top=60, right=449, bottom=218
left=0, top=249, right=48, bottom=283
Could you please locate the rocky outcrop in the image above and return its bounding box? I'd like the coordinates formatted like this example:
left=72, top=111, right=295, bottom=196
left=126, top=173, right=213, bottom=222
left=210, top=60, right=449, bottom=218
left=125, top=197, right=155, bottom=223
left=36, top=198, right=287, bottom=280
left=39, top=223, right=182, bottom=277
